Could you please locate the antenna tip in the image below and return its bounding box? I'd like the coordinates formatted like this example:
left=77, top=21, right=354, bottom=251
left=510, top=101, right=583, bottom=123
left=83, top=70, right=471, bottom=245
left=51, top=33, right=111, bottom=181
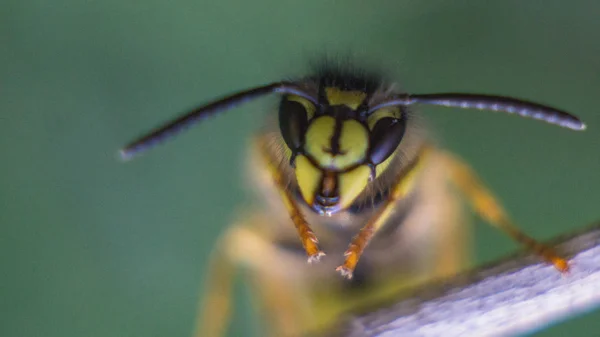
left=118, top=148, right=134, bottom=162
left=563, top=120, right=586, bottom=131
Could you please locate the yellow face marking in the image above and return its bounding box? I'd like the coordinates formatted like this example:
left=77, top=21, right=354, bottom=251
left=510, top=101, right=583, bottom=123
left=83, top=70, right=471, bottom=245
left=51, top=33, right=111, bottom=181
left=304, top=117, right=369, bottom=171
left=337, top=119, right=369, bottom=168
left=305, top=116, right=336, bottom=168
left=325, top=87, right=367, bottom=110
left=287, top=94, right=316, bottom=120
left=367, top=106, right=401, bottom=130
left=294, top=154, right=322, bottom=206
left=338, top=165, right=371, bottom=210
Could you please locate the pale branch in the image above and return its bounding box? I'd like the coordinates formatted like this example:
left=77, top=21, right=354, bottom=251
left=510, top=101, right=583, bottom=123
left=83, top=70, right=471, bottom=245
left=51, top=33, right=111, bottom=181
left=342, top=222, right=600, bottom=337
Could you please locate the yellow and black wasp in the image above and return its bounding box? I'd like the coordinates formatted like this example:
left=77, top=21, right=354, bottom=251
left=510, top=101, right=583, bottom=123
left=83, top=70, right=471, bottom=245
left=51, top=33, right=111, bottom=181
left=120, top=62, right=585, bottom=337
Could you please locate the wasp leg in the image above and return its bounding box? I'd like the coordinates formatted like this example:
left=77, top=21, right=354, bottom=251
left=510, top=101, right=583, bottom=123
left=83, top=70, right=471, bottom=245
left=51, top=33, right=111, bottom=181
left=249, top=264, right=315, bottom=337
left=194, top=223, right=312, bottom=337
left=337, top=148, right=432, bottom=279
left=438, top=151, right=569, bottom=272
left=257, top=138, right=325, bottom=263
left=194, top=230, right=235, bottom=337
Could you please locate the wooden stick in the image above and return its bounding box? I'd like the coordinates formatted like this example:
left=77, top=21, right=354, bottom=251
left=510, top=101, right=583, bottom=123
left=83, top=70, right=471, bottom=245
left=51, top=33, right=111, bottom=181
left=340, top=222, right=600, bottom=337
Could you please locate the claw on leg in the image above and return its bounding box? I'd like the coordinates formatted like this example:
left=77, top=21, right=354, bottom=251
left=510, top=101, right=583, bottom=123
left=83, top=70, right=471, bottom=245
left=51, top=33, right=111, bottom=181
left=535, top=244, right=570, bottom=273
left=550, top=256, right=570, bottom=273
left=336, top=265, right=354, bottom=279
left=308, top=251, right=326, bottom=264
left=336, top=245, right=360, bottom=279
left=295, top=218, right=326, bottom=263
left=337, top=227, right=373, bottom=280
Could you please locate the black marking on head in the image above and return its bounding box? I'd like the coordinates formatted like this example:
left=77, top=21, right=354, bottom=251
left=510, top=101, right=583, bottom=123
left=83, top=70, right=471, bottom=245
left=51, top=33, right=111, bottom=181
left=308, top=58, right=386, bottom=107
left=368, top=113, right=408, bottom=165
left=328, top=117, right=344, bottom=156
left=279, top=98, right=309, bottom=153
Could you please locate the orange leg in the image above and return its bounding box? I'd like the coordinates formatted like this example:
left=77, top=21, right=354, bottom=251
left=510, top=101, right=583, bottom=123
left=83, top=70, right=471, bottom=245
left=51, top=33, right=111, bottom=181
left=337, top=148, right=429, bottom=279
left=438, top=151, right=569, bottom=272
left=194, top=224, right=311, bottom=337
left=258, top=139, right=325, bottom=262
left=195, top=226, right=259, bottom=337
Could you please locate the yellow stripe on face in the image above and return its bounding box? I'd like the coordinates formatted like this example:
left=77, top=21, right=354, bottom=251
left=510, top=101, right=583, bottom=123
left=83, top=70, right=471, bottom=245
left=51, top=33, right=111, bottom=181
left=338, top=165, right=371, bottom=210
left=337, top=119, right=369, bottom=169
left=367, top=106, right=401, bottom=130
left=324, top=87, right=367, bottom=110
left=287, top=94, right=316, bottom=120
left=294, top=154, right=322, bottom=206
left=304, top=117, right=369, bottom=171
left=305, top=116, right=336, bottom=168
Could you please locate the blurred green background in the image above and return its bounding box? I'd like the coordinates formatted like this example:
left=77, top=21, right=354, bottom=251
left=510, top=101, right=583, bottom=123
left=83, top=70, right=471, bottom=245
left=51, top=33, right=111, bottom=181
left=2, top=1, right=599, bottom=336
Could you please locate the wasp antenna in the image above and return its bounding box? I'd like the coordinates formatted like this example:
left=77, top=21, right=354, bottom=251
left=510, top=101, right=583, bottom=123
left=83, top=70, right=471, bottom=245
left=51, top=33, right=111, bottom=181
left=119, top=81, right=311, bottom=160
left=412, top=93, right=585, bottom=131
left=371, top=93, right=585, bottom=131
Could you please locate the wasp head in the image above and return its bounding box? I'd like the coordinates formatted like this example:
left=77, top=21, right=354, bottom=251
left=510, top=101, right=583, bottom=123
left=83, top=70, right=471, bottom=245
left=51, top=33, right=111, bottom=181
left=279, top=83, right=407, bottom=215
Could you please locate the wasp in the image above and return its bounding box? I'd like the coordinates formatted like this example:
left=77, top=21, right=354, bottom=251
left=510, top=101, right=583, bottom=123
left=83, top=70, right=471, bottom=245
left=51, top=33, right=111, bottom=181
left=120, top=62, right=585, bottom=337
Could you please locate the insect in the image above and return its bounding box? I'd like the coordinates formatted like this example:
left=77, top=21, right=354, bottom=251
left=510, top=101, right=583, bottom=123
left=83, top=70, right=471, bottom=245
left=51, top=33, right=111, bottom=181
left=120, top=62, right=585, bottom=337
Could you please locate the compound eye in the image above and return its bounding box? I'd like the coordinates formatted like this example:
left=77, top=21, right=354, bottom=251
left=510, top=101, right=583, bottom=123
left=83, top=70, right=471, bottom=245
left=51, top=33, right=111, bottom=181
left=279, top=95, right=316, bottom=151
left=368, top=117, right=406, bottom=165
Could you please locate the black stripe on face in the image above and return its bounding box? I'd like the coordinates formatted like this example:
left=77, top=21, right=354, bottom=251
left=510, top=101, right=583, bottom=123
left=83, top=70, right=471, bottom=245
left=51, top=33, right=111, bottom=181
left=328, top=116, right=344, bottom=156
left=279, top=98, right=309, bottom=153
